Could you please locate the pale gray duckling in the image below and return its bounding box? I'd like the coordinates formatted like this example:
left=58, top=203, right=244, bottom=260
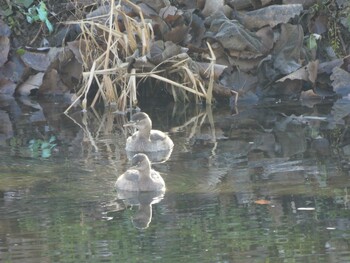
left=124, top=112, right=174, bottom=152
left=115, top=153, right=165, bottom=192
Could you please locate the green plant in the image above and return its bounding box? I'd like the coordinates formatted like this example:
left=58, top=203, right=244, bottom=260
left=306, top=33, right=321, bottom=50
left=25, top=1, right=53, bottom=33
left=28, top=135, right=57, bottom=158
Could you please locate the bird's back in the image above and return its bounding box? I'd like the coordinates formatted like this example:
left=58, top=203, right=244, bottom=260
left=126, top=130, right=173, bottom=152
left=115, top=170, right=140, bottom=191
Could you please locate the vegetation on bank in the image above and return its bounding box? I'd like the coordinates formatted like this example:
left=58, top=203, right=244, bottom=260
left=0, top=0, right=349, bottom=112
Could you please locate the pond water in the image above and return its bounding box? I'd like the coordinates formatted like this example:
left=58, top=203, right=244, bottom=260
left=1, top=97, right=350, bottom=262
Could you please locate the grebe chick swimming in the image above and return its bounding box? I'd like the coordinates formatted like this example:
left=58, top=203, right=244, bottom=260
left=115, top=153, right=165, bottom=192
left=124, top=112, right=174, bottom=152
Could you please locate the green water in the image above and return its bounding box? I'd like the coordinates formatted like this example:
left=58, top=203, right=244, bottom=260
left=1, top=99, right=350, bottom=262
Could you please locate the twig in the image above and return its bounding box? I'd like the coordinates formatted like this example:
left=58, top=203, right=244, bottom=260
left=29, top=23, right=44, bottom=45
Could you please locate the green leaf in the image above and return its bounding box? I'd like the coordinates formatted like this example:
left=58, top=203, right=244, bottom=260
left=3, top=8, right=13, bottom=17
left=37, top=2, right=48, bottom=22
left=26, top=15, right=34, bottom=24
left=13, top=0, right=34, bottom=8
left=41, top=148, right=52, bottom=158
left=45, top=19, right=54, bottom=33
left=16, top=48, right=26, bottom=56
left=49, top=136, right=56, bottom=143
left=307, top=35, right=317, bottom=50
left=41, top=142, right=49, bottom=149
left=26, top=6, right=39, bottom=23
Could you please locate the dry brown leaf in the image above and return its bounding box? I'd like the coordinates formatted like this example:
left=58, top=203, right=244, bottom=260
left=196, top=62, right=227, bottom=80
left=189, top=13, right=206, bottom=47
left=318, top=59, right=343, bottom=74
left=0, top=79, right=16, bottom=95
left=309, top=14, right=328, bottom=34
left=21, top=48, right=63, bottom=72
left=17, top=73, right=44, bottom=96
left=220, top=68, right=258, bottom=96
left=164, top=24, right=189, bottom=43
left=273, top=24, right=304, bottom=75
left=256, top=26, right=274, bottom=54
left=254, top=199, right=271, bottom=205
left=238, top=4, right=303, bottom=30
left=159, top=5, right=178, bottom=18
left=39, top=69, right=70, bottom=96
left=206, top=13, right=264, bottom=55
left=67, top=40, right=86, bottom=65
left=143, top=0, right=170, bottom=12
left=138, top=3, right=158, bottom=17
left=202, top=0, right=224, bottom=17
left=300, top=89, right=322, bottom=100
left=331, top=67, right=350, bottom=96
left=277, top=60, right=319, bottom=83
left=0, top=36, right=9, bottom=67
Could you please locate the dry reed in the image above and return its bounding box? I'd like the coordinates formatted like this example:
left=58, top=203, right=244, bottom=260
left=65, top=0, right=218, bottom=113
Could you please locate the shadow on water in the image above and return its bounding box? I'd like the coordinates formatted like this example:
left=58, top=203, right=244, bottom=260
left=1, top=95, right=350, bottom=261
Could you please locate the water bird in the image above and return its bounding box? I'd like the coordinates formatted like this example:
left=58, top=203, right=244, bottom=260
left=115, top=153, right=165, bottom=192
left=124, top=112, right=174, bottom=152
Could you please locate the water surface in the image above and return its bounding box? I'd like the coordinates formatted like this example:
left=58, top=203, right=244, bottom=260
left=1, top=98, right=350, bottom=262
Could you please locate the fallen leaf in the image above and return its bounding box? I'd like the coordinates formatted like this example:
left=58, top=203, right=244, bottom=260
left=0, top=36, right=9, bottom=67
left=273, top=24, right=304, bottom=75
left=331, top=67, right=350, bottom=96
left=159, top=5, right=178, bottom=18
left=16, top=72, right=44, bottom=96
left=300, top=89, right=322, bottom=100
left=277, top=60, right=319, bottom=83
left=21, top=47, right=63, bottom=72
left=254, top=199, right=271, bottom=205
left=318, top=59, right=343, bottom=74
left=238, top=4, right=303, bottom=30
left=0, top=79, right=16, bottom=95
left=197, top=62, right=227, bottom=80
left=143, top=0, right=170, bottom=13
left=138, top=3, right=158, bottom=17
left=206, top=13, right=264, bottom=55
left=309, top=14, right=328, bottom=34
left=67, top=40, right=87, bottom=65
left=39, top=69, right=70, bottom=96
left=202, top=0, right=224, bottom=17
left=164, top=24, right=189, bottom=44
left=256, top=26, right=274, bottom=54
left=0, top=20, right=11, bottom=37
left=148, top=40, right=188, bottom=64
left=219, top=67, right=258, bottom=96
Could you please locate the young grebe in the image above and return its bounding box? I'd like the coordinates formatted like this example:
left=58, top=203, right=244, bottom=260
left=115, top=153, right=165, bottom=192
left=124, top=112, right=174, bottom=152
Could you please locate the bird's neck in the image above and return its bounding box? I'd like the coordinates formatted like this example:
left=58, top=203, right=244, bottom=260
left=139, top=165, right=151, bottom=178
left=138, top=125, right=151, bottom=139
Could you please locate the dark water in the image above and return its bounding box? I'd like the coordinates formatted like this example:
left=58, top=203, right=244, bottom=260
left=1, top=97, right=350, bottom=262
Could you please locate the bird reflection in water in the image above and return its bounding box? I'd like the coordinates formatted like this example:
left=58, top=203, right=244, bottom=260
left=116, top=190, right=165, bottom=229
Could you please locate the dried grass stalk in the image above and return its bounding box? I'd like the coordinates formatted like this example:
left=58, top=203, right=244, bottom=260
left=66, top=0, right=223, bottom=113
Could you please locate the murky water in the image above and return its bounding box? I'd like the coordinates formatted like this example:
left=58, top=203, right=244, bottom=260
left=1, top=97, right=350, bottom=262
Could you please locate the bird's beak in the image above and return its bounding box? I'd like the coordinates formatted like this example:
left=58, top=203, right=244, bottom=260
left=123, top=121, right=136, bottom=127
left=129, top=164, right=139, bottom=170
